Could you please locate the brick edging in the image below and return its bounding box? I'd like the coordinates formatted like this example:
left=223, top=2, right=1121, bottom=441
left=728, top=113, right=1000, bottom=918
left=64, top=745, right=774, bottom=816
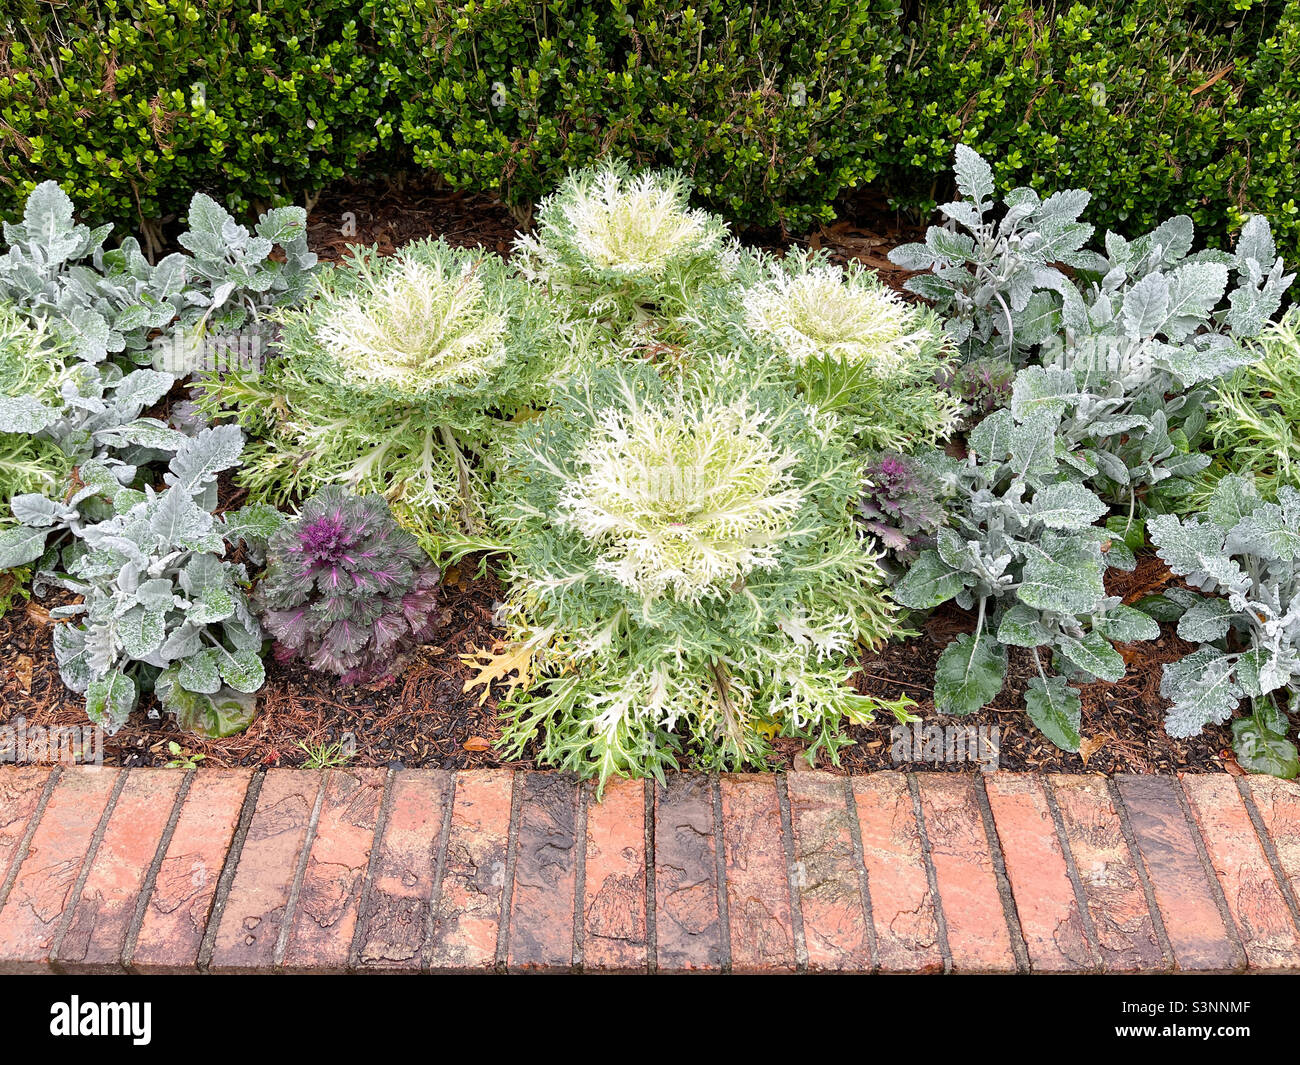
left=0, top=766, right=1297, bottom=973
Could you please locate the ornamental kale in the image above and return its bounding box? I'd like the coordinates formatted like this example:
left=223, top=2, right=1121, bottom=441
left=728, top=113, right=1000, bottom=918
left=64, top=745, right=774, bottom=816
left=493, top=361, right=904, bottom=790
left=1144, top=475, right=1300, bottom=778
left=515, top=163, right=733, bottom=333
left=256, top=488, right=443, bottom=685
left=200, top=239, right=570, bottom=548
left=858, top=452, right=948, bottom=560
left=891, top=406, right=1158, bottom=751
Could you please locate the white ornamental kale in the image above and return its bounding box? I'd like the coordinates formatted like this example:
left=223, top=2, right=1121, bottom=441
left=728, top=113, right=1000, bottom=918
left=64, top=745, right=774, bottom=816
left=514, top=163, right=732, bottom=330
left=494, top=361, right=903, bottom=788
left=1145, top=475, right=1300, bottom=776
left=311, top=253, right=508, bottom=393
left=742, top=258, right=939, bottom=374
left=558, top=398, right=804, bottom=602
left=198, top=239, right=570, bottom=547
left=686, top=249, right=960, bottom=453
left=892, top=403, right=1158, bottom=752
left=30, top=425, right=283, bottom=737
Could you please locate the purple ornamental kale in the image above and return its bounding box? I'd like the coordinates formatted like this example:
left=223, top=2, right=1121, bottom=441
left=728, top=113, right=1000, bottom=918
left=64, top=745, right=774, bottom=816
left=939, top=357, right=1017, bottom=421
left=256, top=487, right=442, bottom=685
left=858, top=452, right=946, bottom=556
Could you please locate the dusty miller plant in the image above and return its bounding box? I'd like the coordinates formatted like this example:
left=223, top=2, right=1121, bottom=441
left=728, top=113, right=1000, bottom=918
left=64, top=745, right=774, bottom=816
left=0, top=181, right=314, bottom=366
left=1144, top=475, right=1300, bottom=778
left=3, top=425, right=282, bottom=736
left=892, top=405, right=1159, bottom=751
left=492, top=361, right=905, bottom=789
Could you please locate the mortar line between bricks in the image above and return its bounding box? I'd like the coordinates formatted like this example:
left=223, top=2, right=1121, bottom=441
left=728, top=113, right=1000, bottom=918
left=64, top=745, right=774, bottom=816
left=49, top=768, right=128, bottom=971
left=1107, top=777, right=1175, bottom=971
left=0, top=764, right=61, bottom=915
left=710, top=774, right=732, bottom=973
left=1041, top=776, right=1102, bottom=972
left=907, top=774, right=952, bottom=975
left=420, top=770, right=458, bottom=973
left=273, top=770, right=329, bottom=969
left=1173, top=777, right=1248, bottom=971
left=1235, top=778, right=1300, bottom=937
left=197, top=769, right=266, bottom=973
left=347, top=767, right=396, bottom=973
left=643, top=777, right=657, bottom=975
left=974, top=775, right=1031, bottom=974
left=775, top=775, right=809, bottom=973
left=571, top=781, right=590, bottom=973
left=841, top=774, right=880, bottom=973
left=495, top=771, right=524, bottom=974
left=122, top=768, right=194, bottom=972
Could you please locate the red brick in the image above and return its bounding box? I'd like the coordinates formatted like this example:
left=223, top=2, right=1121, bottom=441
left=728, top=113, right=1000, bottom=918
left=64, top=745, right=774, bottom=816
left=130, top=769, right=251, bottom=973
left=582, top=777, right=647, bottom=972
left=0, top=768, right=120, bottom=973
left=282, top=768, right=385, bottom=973
left=985, top=773, right=1093, bottom=971
left=1049, top=775, right=1164, bottom=972
left=354, top=769, right=451, bottom=971
left=209, top=770, right=323, bottom=973
left=855, top=772, right=943, bottom=973
left=719, top=775, right=795, bottom=972
left=0, top=766, right=54, bottom=890
left=1116, top=775, right=1240, bottom=971
left=788, top=772, right=871, bottom=972
left=427, top=769, right=513, bottom=972
left=654, top=774, right=723, bottom=972
left=1244, top=776, right=1300, bottom=907
left=914, top=774, right=1015, bottom=972
left=508, top=773, right=580, bottom=972
left=1183, top=775, right=1300, bottom=971
left=55, top=770, right=184, bottom=973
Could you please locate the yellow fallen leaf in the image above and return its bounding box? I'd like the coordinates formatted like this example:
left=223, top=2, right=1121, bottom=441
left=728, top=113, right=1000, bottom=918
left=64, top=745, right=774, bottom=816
left=460, top=640, right=536, bottom=706
left=462, top=736, right=491, bottom=752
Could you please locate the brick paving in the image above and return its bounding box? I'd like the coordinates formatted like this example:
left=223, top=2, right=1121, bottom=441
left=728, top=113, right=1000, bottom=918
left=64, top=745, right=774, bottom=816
left=0, top=765, right=1297, bottom=973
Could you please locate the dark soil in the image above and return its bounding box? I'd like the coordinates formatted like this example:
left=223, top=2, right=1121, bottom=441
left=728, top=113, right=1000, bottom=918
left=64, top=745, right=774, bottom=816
left=0, top=181, right=1246, bottom=775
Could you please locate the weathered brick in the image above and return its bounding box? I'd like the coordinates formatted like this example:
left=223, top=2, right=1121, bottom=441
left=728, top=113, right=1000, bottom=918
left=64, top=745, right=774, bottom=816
left=787, top=772, right=871, bottom=972
left=1244, top=776, right=1300, bottom=908
left=55, top=769, right=184, bottom=973
left=1048, top=775, right=1164, bottom=972
left=508, top=773, right=580, bottom=972
left=855, top=772, right=943, bottom=973
left=427, top=769, right=513, bottom=972
left=354, top=769, right=451, bottom=971
left=130, top=769, right=251, bottom=973
left=0, top=768, right=119, bottom=973
left=0, top=766, right=54, bottom=891
left=1183, top=775, right=1300, bottom=971
left=719, top=775, right=795, bottom=972
left=654, top=774, right=723, bottom=972
left=209, top=770, right=323, bottom=973
left=1116, top=775, right=1240, bottom=971
left=914, top=774, right=1015, bottom=972
left=282, top=768, right=385, bottom=973
left=582, top=777, right=647, bottom=973
left=985, top=773, right=1093, bottom=972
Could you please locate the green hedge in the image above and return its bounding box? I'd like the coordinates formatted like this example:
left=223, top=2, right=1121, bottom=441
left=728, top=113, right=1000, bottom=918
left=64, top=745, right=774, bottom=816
left=1, top=0, right=1298, bottom=261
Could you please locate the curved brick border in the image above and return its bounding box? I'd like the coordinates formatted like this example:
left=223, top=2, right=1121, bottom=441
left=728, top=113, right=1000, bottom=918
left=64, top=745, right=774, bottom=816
left=0, top=766, right=1297, bottom=973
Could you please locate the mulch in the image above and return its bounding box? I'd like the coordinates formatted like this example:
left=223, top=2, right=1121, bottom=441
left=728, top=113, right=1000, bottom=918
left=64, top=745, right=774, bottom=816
left=0, top=179, right=1253, bottom=774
